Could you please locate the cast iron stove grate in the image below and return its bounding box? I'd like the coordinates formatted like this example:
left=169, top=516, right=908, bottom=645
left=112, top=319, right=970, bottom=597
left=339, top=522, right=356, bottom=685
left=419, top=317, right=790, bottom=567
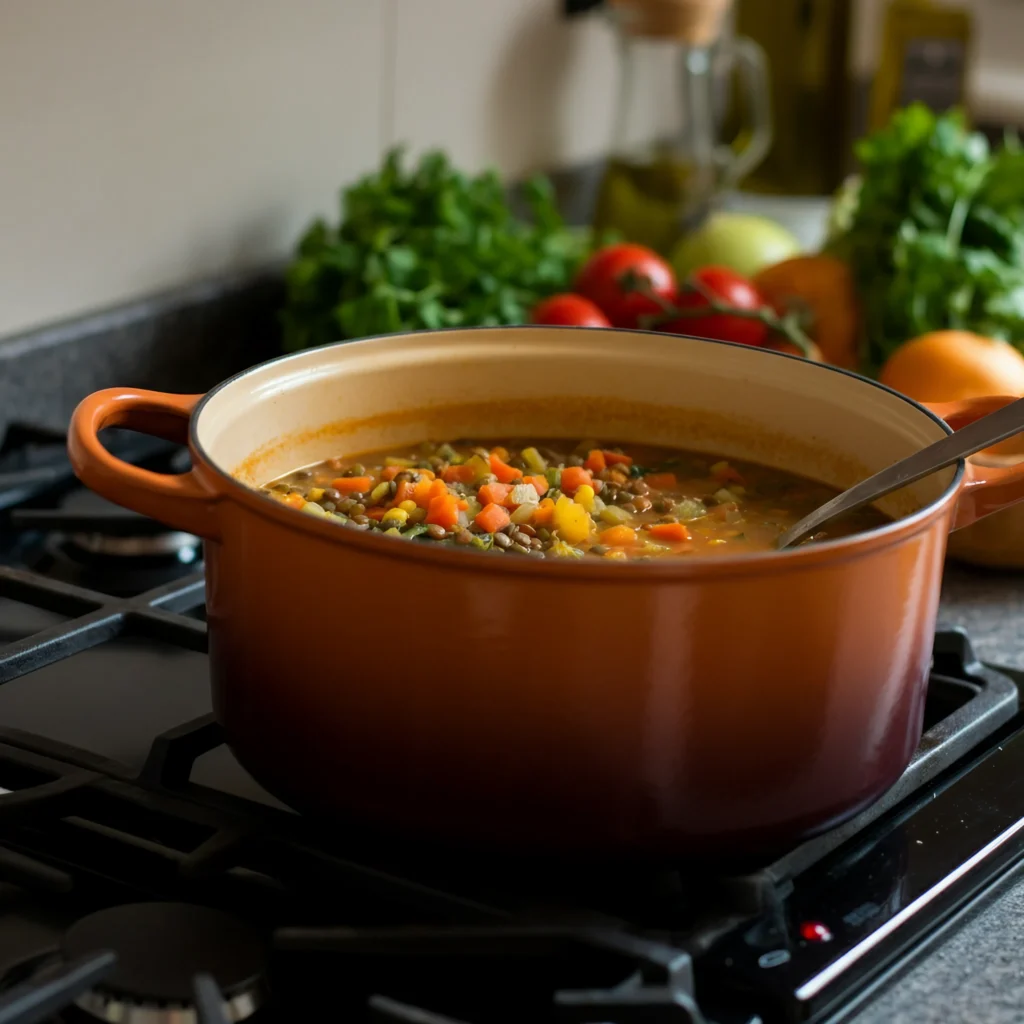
left=0, top=429, right=1022, bottom=1022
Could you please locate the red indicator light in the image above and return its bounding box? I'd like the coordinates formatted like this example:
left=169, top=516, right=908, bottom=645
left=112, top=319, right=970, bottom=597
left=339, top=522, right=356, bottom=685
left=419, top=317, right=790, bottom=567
left=800, top=921, right=833, bottom=943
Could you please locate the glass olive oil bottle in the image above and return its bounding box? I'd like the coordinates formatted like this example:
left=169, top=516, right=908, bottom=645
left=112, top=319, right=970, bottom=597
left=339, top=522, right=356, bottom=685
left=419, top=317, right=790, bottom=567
left=869, top=0, right=972, bottom=132
left=592, top=0, right=772, bottom=254
left=726, top=0, right=854, bottom=196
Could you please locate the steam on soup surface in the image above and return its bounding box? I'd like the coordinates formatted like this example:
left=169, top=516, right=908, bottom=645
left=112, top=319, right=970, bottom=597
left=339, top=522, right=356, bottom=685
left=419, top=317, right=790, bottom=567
left=262, top=438, right=889, bottom=559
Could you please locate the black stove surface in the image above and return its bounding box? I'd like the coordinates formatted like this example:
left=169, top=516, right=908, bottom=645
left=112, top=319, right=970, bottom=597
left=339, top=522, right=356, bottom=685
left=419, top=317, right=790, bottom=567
left=0, top=424, right=1023, bottom=1023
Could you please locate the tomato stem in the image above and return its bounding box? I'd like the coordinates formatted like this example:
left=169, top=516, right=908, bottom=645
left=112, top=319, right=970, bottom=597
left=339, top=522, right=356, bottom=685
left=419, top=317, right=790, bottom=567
left=628, top=273, right=816, bottom=356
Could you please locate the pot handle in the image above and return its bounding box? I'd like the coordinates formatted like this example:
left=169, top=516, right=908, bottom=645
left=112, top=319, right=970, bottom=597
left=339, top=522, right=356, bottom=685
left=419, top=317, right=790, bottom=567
left=926, top=395, right=1024, bottom=531
left=68, top=388, right=222, bottom=542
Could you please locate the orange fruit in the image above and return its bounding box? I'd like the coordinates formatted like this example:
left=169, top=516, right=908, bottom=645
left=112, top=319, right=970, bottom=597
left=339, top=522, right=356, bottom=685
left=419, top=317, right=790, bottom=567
left=878, top=331, right=1024, bottom=403
left=753, top=255, right=860, bottom=370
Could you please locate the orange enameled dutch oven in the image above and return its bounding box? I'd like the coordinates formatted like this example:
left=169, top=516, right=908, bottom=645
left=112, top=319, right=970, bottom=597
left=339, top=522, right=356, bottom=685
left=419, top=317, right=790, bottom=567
left=67, top=327, right=1024, bottom=858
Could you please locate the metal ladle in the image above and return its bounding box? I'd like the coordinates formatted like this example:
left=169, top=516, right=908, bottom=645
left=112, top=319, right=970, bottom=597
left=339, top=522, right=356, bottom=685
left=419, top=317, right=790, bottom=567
left=777, top=397, right=1024, bottom=550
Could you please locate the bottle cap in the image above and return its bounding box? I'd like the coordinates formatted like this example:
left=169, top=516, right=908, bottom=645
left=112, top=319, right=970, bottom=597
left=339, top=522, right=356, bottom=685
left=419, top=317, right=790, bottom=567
left=609, top=0, right=732, bottom=45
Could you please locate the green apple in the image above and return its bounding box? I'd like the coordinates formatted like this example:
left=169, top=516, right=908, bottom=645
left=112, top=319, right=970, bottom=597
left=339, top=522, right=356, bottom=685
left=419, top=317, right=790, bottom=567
left=671, top=213, right=802, bottom=280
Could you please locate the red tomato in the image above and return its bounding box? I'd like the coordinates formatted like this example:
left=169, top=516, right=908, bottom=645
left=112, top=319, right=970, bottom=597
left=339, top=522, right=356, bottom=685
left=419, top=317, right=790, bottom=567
left=531, top=293, right=612, bottom=328
left=574, top=244, right=676, bottom=329
left=661, top=266, right=769, bottom=347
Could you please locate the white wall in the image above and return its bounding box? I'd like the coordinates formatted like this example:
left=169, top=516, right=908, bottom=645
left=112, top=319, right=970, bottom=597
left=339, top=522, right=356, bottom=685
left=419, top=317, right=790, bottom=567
left=3, top=0, right=1020, bottom=340
left=0, top=0, right=624, bottom=340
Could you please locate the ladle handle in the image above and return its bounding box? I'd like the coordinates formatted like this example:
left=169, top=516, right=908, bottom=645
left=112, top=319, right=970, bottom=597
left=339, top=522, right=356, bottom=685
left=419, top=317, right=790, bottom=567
left=778, top=395, right=1024, bottom=548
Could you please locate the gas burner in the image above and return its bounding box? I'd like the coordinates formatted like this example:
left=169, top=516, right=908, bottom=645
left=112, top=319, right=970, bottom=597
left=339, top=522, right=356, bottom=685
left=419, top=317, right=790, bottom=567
left=60, top=904, right=268, bottom=1023
left=67, top=530, right=200, bottom=560
left=9, top=486, right=202, bottom=596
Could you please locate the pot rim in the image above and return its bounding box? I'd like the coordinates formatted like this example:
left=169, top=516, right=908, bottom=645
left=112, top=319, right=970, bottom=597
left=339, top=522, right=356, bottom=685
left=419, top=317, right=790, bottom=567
left=189, top=325, right=964, bottom=580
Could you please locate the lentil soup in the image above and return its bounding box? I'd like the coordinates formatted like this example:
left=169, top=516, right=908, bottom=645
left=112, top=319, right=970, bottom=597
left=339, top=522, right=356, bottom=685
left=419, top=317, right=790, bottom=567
left=262, top=439, right=890, bottom=559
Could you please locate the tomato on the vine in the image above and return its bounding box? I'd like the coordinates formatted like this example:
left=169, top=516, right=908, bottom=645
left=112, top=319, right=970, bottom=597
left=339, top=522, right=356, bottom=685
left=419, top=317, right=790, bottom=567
left=574, top=244, right=676, bottom=329
left=531, top=293, right=612, bottom=328
left=660, top=266, right=769, bottom=347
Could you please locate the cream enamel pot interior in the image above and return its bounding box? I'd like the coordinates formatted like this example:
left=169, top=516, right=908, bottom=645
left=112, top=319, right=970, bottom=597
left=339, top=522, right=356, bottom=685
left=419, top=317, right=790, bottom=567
left=67, top=327, right=1024, bottom=859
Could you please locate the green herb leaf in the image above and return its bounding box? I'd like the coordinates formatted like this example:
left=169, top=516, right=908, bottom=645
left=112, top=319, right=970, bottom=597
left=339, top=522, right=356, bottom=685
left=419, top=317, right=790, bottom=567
left=281, top=148, right=595, bottom=349
left=829, top=104, right=1024, bottom=372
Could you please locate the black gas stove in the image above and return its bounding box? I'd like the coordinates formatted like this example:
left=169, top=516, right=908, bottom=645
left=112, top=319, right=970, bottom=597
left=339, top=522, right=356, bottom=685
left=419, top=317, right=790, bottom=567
left=0, top=425, right=1023, bottom=1024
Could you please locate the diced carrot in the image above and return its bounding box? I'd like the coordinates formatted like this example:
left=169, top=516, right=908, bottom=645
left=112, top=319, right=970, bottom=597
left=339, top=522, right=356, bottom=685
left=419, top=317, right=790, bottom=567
left=644, top=472, right=678, bottom=490
left=584, top=449, right=607, bottom=473
left=712, top=463, right=745, bottom=485
left=413, top=478, right=448, bottom=509
left=531, top=497, right=556, bottom=526
left=648, top=521, right=691, bottom=543
left=381, top=466, right=401, bottom=482
left=365, top=506, right=388, bottom=520
left=603, top=451, right=633, bottom=467
left=491, top=446, right=509, bottom=460
left=478, top=482, right=513, bottom=507
left=394, top=480, right=416, bottom=505
left=524, top=474, right=549, bottom=497
left=280, top=492, right=306, bottom=509
left=474, top=502, right=511, bottom=533
left=489, top=452, right=523, bottom=483
left=426, top=493, right=460, bottom=530
left=457, top=499, right=469, bottom=511
left=417, top=469, right=436, bottom=480
left=599, top=525, right=638, bottom=547
left=560, top=466, right=593, bottom=496
left=443, top=464, right=477, bottom=484
left=332, top=476, right=373, bottom=494
left=412, top=479, right=433, bottom=508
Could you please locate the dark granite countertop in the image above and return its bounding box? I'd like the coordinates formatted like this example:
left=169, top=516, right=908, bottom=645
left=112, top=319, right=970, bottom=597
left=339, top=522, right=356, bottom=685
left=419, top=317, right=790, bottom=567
left=851, top=562, right=1024, bottom=1023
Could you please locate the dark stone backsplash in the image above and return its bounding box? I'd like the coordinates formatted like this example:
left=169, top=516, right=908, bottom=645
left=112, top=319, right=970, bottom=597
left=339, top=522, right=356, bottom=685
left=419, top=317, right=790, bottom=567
left=0, top=267, right=285, bottom=436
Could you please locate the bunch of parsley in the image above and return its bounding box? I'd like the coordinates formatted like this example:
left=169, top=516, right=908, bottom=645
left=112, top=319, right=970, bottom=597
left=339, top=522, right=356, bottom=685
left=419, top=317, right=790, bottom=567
left=828, top=104, right=1024, bottom=374
left=280, top=148, right=594, bottom=350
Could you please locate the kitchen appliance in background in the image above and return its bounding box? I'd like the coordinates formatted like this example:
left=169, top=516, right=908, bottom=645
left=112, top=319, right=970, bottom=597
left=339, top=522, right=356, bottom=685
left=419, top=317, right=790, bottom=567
left=587, top=0, right=772, bottom=253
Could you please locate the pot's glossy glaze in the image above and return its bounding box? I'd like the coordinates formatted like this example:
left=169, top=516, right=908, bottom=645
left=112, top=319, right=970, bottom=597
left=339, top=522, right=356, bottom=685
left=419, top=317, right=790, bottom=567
left=68, top=328, right=1024, bottom=856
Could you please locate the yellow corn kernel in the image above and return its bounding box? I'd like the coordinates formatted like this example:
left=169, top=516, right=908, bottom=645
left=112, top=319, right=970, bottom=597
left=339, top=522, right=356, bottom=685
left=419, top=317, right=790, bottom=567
left=574, top=484, right=596, bottom=513
left=382, top=508, right=409, bottom=525
left=398, top=500, right=417, bottom=514
left=307, top=487, right=325, bottom=502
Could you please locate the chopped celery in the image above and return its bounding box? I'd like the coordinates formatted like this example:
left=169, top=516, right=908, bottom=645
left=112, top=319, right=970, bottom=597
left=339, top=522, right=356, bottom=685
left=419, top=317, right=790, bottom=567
left=471, top=533, right=493, bottom=550
left=522, top=447, right=547, bottom=473
left=600, top=505, right=634, bottom=525
left=464, top=454, right=490, bottom=482
left=545, top=467, right=561, bottom=488
left=301, top=501, right=330, bottom=517
left=510, top=502, right=537, bottom=525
